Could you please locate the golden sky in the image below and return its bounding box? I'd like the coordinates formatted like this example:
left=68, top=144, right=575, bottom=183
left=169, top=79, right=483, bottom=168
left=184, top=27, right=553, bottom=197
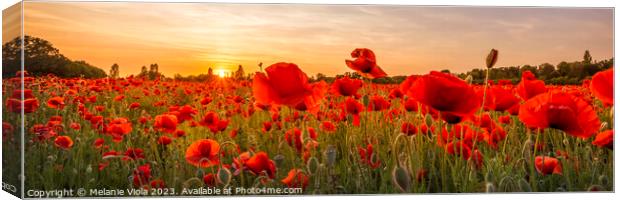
left=7, top=2, right=614, bottom=77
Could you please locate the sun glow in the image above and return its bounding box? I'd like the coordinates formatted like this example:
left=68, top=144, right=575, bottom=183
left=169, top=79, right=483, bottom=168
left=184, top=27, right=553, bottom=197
left=217, top=69, right=227, bottom=78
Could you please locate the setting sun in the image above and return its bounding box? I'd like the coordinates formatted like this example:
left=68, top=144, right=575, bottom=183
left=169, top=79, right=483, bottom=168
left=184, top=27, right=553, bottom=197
left=217, top=69, right=226, bottom=78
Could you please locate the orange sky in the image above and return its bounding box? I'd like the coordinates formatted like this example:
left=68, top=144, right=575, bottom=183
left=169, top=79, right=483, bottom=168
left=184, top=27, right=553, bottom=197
left=6, top=2, right=614, bottom=77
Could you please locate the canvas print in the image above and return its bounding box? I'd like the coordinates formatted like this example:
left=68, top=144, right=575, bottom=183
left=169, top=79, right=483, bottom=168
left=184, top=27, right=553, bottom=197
left=1, top=1, right=615, bottom=198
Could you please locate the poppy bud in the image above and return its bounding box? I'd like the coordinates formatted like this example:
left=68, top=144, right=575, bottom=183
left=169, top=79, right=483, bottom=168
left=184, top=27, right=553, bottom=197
left=86, top=164, right=93, bottom=174
left=465, top=75, right=473, bottom=83
left=391, top=166, right=411, bottom=193
left=563, top=139, right=570, bottom=146
left=485, top=182, right=495, bottom=193
left=273, top=154, right=285, bottom=168
left=362, top=95, right=369, bottom=107
left=599, top=175, right=609, bottom=186
left=306, top=157, right=319, bottom=175
left=556, top=187, right=566, bottom=192
left=518, top=179, right=532, bottom=192
left=486, top=49, right=498, bottom=69
left=217, top=167, right=231, bottom=187
left=600, top=122, right=608, bottom=130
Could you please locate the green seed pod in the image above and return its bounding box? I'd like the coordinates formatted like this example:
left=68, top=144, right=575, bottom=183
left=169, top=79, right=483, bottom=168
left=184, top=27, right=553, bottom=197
left=391, top=166, right=411, bottom=193
left=424, top=115, right=434, bottom=127
left=362, top=95, right=370, bottom=107
left=324, top=145, right=337, bottom=167
left=86, top=164, right=93, bottom=174
left=518, top=179, right=532, bottom=192
left=599, top=175, right=609, bottom=186
left=485, top=182, right=496, bottom=193
left=273, top=154, right=285, bottom=168
left=307, top=157, right=320, bottom=175
left=217, top=167, right=232, bottom=187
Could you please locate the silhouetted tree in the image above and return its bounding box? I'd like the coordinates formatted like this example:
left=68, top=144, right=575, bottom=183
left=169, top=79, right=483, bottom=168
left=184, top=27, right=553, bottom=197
left=2, top=35, right=106, bottom=78
left=109, top=63, right=120, bottom=79
left=583, top=50, right=592, bottom=64
left=234, top=65, right=245, bottom=80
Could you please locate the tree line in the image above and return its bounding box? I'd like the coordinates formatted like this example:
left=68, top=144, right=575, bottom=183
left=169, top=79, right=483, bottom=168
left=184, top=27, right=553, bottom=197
left=3, top=36, right=612, bottom=86
left=456, top=50, right=613, bottom=85
left=2, top=35, right=107, bottom=78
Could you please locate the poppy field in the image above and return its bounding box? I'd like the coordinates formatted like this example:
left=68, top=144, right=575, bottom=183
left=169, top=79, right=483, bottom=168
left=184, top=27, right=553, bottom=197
left=1, top=48, right=614, bottom=195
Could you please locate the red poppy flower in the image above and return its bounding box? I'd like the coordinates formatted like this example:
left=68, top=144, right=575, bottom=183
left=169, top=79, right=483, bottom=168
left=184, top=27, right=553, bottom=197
left=489, top=86, right=520, bottom=112
left=590, top=68, right=613, bottom=106
left=106, top=118, right=133, bottom=142
left=343, top=97, right=364, bottom=126
left=245, top=151, right=276, bottom=179
left=173, top=129, right=186, bottom=138
left=388, top=88, right=404, bottom=99
left=320, top=121, right=337, bottom=132
left=331, top=76, right=363, bottom=97
left=516, top=70, right=547, bottom=100
left=199, top=112, right=229, bottom=133
left=281, top=169, right=309, bottom=189
left=403, top=98, right=420, bottom=112
left=69, top=123, right=81, bottom=130
left=367, top=95, right=391, bottom=111
left=129, top=102, right=140, bottom=109
left=358, top=143, right=381, bottom=169
left=498, top=115, right=511, bottom=124
left=307, top=127, right=317, bottom=140
left=252, top=62, right=327, bottom=112
left=185, top=139, right=220, bottom=168
left=93, top=138, right=105, bottom=148
left=200, top=97, right=213, bottom=105
left=592, top=130, right=613, bottom=149
left=401, top=122, right=418, bottom=136
left=408, top=71, right=481, bottom=124
left=285, top=128, right=304, bottom=152
left=150, top=179, right=166, bottom=189
left=518, top=91, right=600, bottom=138
left=345, top=48, right=387, bottom=79
left=154, top=114, right=178, bottom=133
left=157, top=136, right=172, bottom=146
left=124, top=148, right=145, bottom=160
left=133, top=164, right=151, bottom=186
left=534, top=156, right=562, bottom=175
left=54, top=136, right=74, bottom=149
left=11, top=89, right=34, bottom=99
left=113, top=95, right=125, bottom=102
left=172, top=105, right=198, bottom=123
left=47, top=96, right=65, bottom=109
left=6, top=98, right=40, bottom=113
left=203, top=173, right=216, bottom=187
